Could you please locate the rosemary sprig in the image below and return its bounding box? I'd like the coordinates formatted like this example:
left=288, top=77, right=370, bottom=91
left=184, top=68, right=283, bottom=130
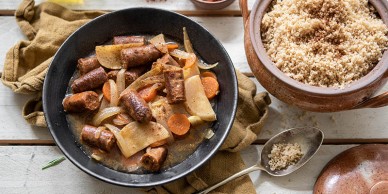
left=42, top=156, right=66, bottom=170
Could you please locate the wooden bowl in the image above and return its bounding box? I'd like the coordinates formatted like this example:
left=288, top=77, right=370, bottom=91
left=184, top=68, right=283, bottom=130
left=191, top=0, right=235, bottom=10
left=240, top=0, right=388, bottom=112
left=314, top=144, right=388, bottom=193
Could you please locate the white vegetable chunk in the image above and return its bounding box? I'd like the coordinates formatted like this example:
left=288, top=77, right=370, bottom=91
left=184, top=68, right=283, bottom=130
left=184, top=75, right=216, bottom=121
left=118, top=121, right=170, bottom=158
left=96, top=43, right=143, bottom=69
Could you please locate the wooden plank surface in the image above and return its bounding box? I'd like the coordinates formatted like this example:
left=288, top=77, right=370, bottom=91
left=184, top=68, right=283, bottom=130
left=253, top=80, right=388, bottom=144
left=0, top=16, right=251, bottom=73
left=0, top=16, right=387, bottom=143
left=0, top=144, right=357, bottom=193
left=0, top=0, right=257, bottom=16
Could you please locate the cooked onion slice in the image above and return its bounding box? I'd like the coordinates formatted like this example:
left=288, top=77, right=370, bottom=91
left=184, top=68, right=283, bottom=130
left=121, top=63, right=164, bottom=96
left=91, top=153, right=103, bottom=161
left=109, top=79, right=119, bottom=107
left=116, top=69, right=126, bottom=94
left=170, top=49, right=197, bottom=68
left=170, top=49, right=191, bottom=59
left=183, top=27, right=194, bottom=53
left=188, top=116, right=204, bottom=126
left=197, top=60, right=218, bottom=70
left=105, top=124, right=132, bottom=158
left=92, top=106, right=122, bottom=126
left=204, top=128, right=215, bottom=139
left=99, top=98, right=109, bottom=111
left=112, top=113, right=132, bottom=126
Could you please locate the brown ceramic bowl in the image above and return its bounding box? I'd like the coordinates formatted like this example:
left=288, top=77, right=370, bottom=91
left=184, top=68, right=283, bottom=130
left=314, top=144, right=388, bottom=194
left=191, top=0, right=235, bottom=10
left=240, top=0, right=388, bottom=112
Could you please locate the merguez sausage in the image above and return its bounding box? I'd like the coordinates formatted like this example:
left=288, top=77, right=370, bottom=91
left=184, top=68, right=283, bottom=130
left=77, top=56, right=100, bottom=75
left=71, top=67, right=108, bottom=93
left=164, top=69, right=185, bottom=104
left=140, top=146, right=167, bottom=172
left=121, top=44, right=163, bottom=68
left=63, top=91, right=100, bottom=113
left=81, top=125, right=116, bottom=152
left=121, top=90, right=152, bottom=123
left=113, top=36, right=145, bottom=45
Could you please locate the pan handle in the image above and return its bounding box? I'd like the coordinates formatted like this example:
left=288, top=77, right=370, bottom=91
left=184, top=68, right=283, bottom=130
left=354, top=91, right=388, bottom=109
left=239, top=0, right=249, bottom=25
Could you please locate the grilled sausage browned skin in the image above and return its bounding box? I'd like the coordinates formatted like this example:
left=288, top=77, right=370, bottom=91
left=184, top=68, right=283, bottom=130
left=164, top=68, right=185, bottom=104
left=113, top=36, right=145, bottom=45
left=77, top=56, right=100, bottom=75
left=81, top=125, right=116, bottom=152
left=140, top=146, right=167, bottom=172
left=121, top=90, right=152, bottom=123
left=63, top=91, right=100, bottom=113
left=107, top=66, right=147, bottom=86
left=71, top=67, right=108, bottom=93
left=121, top=44, right=163, bottom=68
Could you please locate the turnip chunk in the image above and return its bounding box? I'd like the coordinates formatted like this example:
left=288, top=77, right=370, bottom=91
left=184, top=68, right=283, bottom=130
left=184, top=75, right=216, bottom=121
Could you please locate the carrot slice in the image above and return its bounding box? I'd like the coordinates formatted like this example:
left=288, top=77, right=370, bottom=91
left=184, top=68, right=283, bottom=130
left=102, top=81, right=111, bottom=102
left=167, top=114, right=190, bottom=136
left=138, top=85, right=158, bottom=102
left=200, top=71, right=217, bottom=80
left=201, top=77, right=219, bottom=100
left=166, top=43, right=179, bottom=51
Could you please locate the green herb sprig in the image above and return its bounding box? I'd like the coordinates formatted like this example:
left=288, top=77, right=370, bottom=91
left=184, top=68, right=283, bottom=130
left=42, top=156, right=66, bottom=170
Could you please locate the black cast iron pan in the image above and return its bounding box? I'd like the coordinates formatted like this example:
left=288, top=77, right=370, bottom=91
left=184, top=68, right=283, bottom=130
left=43, top=8, right=238, bottom=187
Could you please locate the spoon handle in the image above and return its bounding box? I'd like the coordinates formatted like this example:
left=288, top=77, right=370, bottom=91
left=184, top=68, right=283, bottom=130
left=197, top=164, right=264, bottom=194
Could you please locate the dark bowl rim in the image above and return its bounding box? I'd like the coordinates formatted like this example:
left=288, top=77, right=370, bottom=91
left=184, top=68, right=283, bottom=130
left=249, top=0, right=388, bottom=96
left=43, top=7, right=238, bottom=187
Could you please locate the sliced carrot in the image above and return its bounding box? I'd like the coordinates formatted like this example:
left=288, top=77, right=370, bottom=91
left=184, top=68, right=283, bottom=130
left=201, top=77, right=219, bottom=100
left=138, top=85, right=158, bottom=102
left=167, top=114, right=191, bottom=136
left=166, top=43, right=179, bottom=51
left=102, top=82, right=111, bottom=102
left=200, top=71, right=217, bottom=80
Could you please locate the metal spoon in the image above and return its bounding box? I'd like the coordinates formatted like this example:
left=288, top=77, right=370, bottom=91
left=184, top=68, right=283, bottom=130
left=197, top=127, right=324, bottom=194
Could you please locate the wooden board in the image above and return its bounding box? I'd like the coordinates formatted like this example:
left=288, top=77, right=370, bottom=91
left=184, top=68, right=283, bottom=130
left=252, top=78, right=388, bottom=144
left=0, top=16, right=251, bottom=73
left=0, top=0, right=256, bottom=16
left=0, top=144, right=357, bottom=193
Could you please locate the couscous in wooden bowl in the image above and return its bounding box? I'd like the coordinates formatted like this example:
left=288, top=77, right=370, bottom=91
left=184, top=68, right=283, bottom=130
left=240, top=0, right=388, bottom=112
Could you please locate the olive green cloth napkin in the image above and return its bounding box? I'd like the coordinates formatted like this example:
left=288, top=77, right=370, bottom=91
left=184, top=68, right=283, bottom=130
left=1, top=0, right=271, bottom=193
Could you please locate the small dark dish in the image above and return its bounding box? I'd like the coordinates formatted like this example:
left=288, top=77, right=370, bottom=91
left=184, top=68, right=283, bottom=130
left=191, top=0, right=235, bottom=10
left=43, top=8, right=237, bottom=187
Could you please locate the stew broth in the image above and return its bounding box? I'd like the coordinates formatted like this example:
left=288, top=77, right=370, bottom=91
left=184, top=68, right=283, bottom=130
left=65, top=34, right=216, bottom=173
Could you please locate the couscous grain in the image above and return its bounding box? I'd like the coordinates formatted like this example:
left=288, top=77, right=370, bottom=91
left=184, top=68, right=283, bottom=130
left=261, top=0, right=388, bottom=87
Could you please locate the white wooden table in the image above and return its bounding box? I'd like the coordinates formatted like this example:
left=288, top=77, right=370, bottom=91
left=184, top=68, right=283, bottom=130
left=0, top=1, right=387, bottom=193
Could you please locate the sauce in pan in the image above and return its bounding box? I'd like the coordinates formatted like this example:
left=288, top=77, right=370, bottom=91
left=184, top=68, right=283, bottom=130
left=65, top=33, right=218, bottom=173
